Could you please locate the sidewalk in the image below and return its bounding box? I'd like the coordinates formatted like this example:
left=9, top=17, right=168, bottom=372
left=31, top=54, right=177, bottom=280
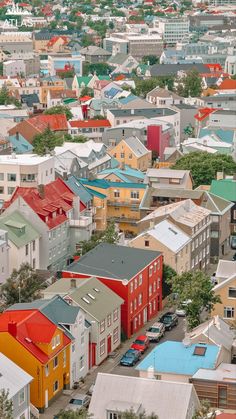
left=39, top=305, right=171, bottom=419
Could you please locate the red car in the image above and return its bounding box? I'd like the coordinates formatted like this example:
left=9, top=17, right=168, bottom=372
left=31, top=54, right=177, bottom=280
left=131, top=335, right=150, bottom=354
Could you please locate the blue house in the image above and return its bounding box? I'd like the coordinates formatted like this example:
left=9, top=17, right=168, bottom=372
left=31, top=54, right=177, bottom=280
left=136, top=341, right=220, bottom=382
left=8, top=133, right=33, bottom=154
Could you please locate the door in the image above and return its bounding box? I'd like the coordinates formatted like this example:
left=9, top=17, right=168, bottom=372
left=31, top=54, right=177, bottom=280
left=45, top=390, right=48, bottom=409
left=218, top=385, right=227, bottom=408
left=107, top=335, right=112, bottom=354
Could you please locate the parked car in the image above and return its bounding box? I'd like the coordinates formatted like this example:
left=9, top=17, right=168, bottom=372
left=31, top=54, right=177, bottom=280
left=131, top=335, right=150, bottom=353
left=175, top=300, right=192, bottom=317
left=120, top=348, right=141, bottom=366
left=159, top=312, right=178, bottom=330
left=65, top=394, right=91, bottom=412
left=231, top=236, right=236, bottom=249
left=146, top=322, right=165, bottom=342
left=232, top=252, right=236, bottom=261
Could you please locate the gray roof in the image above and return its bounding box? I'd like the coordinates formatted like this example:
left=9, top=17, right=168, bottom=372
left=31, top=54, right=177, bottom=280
left=124, top=136, right=150, bottom=157
left=0, top=353, right=33, bottom=398
left=34, top=31, right=51, bottom=40
left=150, top=63, right=210, bottom=77
left=89, top=373, right=199, bottom=419
left=80, top=46, right=111, bottom=56
left=147, top=87, right=183, bottom=100
left=190, top=316, right=234, bottom=352
left=108, top=53, right=129, bottom=65
left=192, top=363, right=236, bottom=382
left=109, top=107, right=176, bottom=118
left=66, top=243, right=161, bottom=280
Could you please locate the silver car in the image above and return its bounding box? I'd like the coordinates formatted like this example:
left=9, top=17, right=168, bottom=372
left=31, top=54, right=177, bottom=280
left=65, top=393, right=91, bottom=412
left=146, top=322, right=165, bottom=342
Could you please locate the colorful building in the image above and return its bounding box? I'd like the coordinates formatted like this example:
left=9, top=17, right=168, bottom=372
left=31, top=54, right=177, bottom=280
left=0, top=310, right=71, bottom=412
left=62, top=243, right=163, bottom=338
left=109, top=136, right=152, bottom=172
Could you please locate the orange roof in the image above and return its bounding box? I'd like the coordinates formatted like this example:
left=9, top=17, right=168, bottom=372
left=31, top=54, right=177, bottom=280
left=194, top=108, right=217, bottom=121
left=70, top=119, right=111, bottom=128
left=80, top=95, right=92, bottom=102
left=0, top=310, right=70, bottom=364
left=205, top=63, right=222, bottom=71
left=28, top=114, right=68, bottom=132
left=49, top=89, right=77, bottom=100
left=218, top=78, right=236, bottom=90
left=47, top=36, right=68, bottom=48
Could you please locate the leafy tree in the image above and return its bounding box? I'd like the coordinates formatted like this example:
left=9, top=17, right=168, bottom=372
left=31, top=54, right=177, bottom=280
left=192, top=399, right=216, bottom=419
left=80, top=87, right=94, bottom=97
left=142, top=56, right=159, bottom=66
left=176, top=70, right=202, bottom=97
left=70, top=135, right=87, bottom=143
left=0, top=86, right=21, bottom=108
left=83, top=62, right=112, bottom=76
left=33, top=127, right=64, bottom=156
left=167, top=271, right=221, bottom=330
left=163, top=264, right=176, bottom=298
left=133, top=76, right=174, bottom=97
left=77, top=220, right=119, bottom=255
left=0, top=390, right=13, bottom=419
left=56, top=408, right=91, bottom=418
left=172, top=152, right=236, bottom=187
left=81, top=34, right=94, bottom=47
left=1, top=264, right=45, bottom=309
left=44, top=105, right=73, bottom=121
left=121, top=410, right=158, bottom=419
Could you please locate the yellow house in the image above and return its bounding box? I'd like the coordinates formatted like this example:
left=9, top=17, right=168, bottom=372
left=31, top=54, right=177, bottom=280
left=92, top=190, right=108, bottom=231
left=109, top=137, right=152, bottom=172
left=211, top=274, right=236, bottom=324
left=81, top=179, right=147, bottom=235
left=0, top=310, right=70, bottom=412
left=40, top=78, right=65, bottom=105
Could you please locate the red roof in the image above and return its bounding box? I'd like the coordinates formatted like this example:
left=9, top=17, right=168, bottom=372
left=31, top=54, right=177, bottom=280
left=28, top=114, right=68, bottom=132
left=4, top=178, right=86, bottom=229
left=47, top=36, right=68, bottom=48
left=79, top=95, right=92, bottom=102
left=218, top=78, right=236, bottom=90
left=201, top=72, right=229, bottom=78
left=194, top=108, right=217, bottom=122
left=0, top=310, right=70, bottom=364
left=205, top=63, right=222, bottom=71
left=70, top=119, right=111, bottom=128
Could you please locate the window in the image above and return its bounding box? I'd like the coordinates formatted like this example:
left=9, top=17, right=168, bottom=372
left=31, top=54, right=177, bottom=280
left=130, top=191, right=139, bottom=199
left=107, top=314, right=112, bottom=327
left=0, top=173, right=4, bottom=180
left=8, top=187, right=15, bottom=195
left=45, top=364, right=49, bottom=377
left=134, top=277, right=138, bottom=289
left=145, top=240, right=149, bottom=247
left=129, top=153, right=132, bottom=159
left=18, top=388, right=25, bottom=405
left=218, top=386, right=227, bottom=408
left=107, top=412, right=122, bottom=419
left=130, top=301, right=133, bottom=313
left=138, top=293, right=142, bottom=306
left=32, top=240, right=36, bottom=251
left=53, top=356, right=58, bottom=369
left=32, top=258, right=36, bottom=269
left=149, top=284, right=152, bottom=297
left=114, top=190, right=120, bottom=198
left=63, top=350, right=66, bottom=367
left=134, top=298, right=137, bottom=310
left=7, top=173, right=16, bottom=181
left=0, top=186, right=4, bottom=194
left=100, top=339, right=105, bottom=356
left=25, top=244, right=28, bottom=256
left=139, top=274, right=143, bottom=286
left=100, top=319, right=105, bottom=333
left=224, top=307, right=235, bottom=319
left=113, top=326, right=119, bottom=344
left=149, top=266, right=153, bottom=276
left=130, top=281, right=133, bottom=293
left=113, top=308, right=118, bottom=322
left=80, top=355, right=84, bottom=370
left=228, top=287, right=236, bottom=298
left=120, top=153, right=125, bottom=158
left=211, top=231, right=219, bottom=238
left=53, top=380, right=59, bottom=393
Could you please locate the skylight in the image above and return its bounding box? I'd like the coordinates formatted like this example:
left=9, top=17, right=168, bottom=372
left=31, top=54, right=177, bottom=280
left=87, top=293, right=95, bottom=300
left=93, top=287, right=100, bottom=293
left=193, top=346, right=207, bottom=356
left=82, top=297, right=90, bottom=304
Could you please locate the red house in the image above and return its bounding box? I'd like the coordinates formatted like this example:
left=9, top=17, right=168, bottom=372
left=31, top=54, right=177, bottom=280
left=62, top=243, right=163, bottom=338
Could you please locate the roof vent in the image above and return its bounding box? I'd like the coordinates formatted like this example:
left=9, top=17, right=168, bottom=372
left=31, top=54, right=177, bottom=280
left=25, top=337, right=32, bottom=343
left=193, top=346, right=207, bottom=356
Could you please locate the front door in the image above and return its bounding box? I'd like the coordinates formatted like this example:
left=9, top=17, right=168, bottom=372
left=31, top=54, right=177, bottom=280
left=107, top=335, right=112, bottom=354
left=45, top=390, right=48, bottom=409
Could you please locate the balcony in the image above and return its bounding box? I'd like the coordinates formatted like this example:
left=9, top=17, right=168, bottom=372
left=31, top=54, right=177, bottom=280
left=107, top=200, right=140, bottom=208
left=70, top=216, right=93, bottom=228
left=108, top=216, right=139, bottom=225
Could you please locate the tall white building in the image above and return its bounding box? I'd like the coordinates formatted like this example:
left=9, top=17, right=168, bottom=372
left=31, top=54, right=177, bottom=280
left=154, top=18, right=190, bottom=45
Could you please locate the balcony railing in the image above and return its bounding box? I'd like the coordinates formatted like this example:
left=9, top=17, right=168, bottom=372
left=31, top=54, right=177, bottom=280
left=107, top=200, right=140, bottom=208
left=70, top=216, right=93, bottom=228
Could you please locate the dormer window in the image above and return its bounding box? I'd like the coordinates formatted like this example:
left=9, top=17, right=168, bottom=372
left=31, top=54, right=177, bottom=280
left=52, top=212, right=56, bottom=218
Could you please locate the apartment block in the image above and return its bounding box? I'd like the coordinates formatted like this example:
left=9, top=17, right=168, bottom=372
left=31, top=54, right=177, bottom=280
left=154, top=18, right=190, bottom=45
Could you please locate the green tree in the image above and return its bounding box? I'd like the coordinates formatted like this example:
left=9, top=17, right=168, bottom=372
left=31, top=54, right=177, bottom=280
left=81, top=34, right=94, bottom=48
left=121, top=410, right=158, bottom=419
left=192, top=399, right=216, bottom=419
left=56, top=408, right=91, bottom=418
left=167, top=271, right=221, bottom=330
left=33, top=127, right=65, bottom=156
left=1, top=264, right=44, bottom=309
left=80, top=87, right=94, bottom=97
left=70, top=135, right=87, bottom=143
left=0, top=390, right=13, bottom=419
left=0, top=86, right=21, bottom=108
left=176, top=70, right=202, bottom=97
left=44, top=105, right=73, bottom=120
left=172, top=152, right=236, bottom=187
left=163, top=264, right=176, bottom=298
left=77, top=220, right=119, bottom=255
left=133, top=76, right=174, bottom=97
left=83, top=62, right=112, bottom=76
left=142, top=55, right=159, bottom=66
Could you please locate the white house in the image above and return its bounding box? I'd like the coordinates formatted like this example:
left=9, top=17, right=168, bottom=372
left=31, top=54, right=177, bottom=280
left=0, top=229, right=9, bottom=283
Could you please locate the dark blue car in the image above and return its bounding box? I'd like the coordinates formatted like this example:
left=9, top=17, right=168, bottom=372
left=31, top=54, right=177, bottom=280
left=120, top=349, right=141, bottom=366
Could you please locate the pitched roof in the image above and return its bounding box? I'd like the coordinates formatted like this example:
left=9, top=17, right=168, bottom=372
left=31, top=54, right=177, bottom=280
left=89, top=373, right=199, bottom=419
left=76, top=76, right=93, bottom=87
left=27, top=114, right=68, bottom=132
left=4, top=178, right=82, bottom=230
left=0, top=353, right=33, bottom=398
left=80, top=178, right=147, bottom=190
left=123, top=136, right=150, bottom=157
left=47, top=36, right=68, bottom=47
left=190, top=316, right=234, bottom=352
left=64, top=243, right=161, bottom=280
left=65, top=176, right=93, bottom=205
left=147, top=87, right=183, bottom=100
left=0, top=211, right=40, bottom=248
left=201, top=192, right=233, bottom=215
left=210, top=179, right=236, bottom=202
left=69, top=119, right=111, bottom=128
left=215, top=260, right=236, bottom=280
left=137, top=341, right=220, bottom=375
left=218, top=78, right=236, bottom=90
left=0, top=310, right=70, bottom=363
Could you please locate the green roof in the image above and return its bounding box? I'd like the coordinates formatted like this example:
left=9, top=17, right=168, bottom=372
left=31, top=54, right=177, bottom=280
left=76, top=76, right=92, bottom=86
left=98, top=75, right=110, bottom=80
left=0, top=211, right=40, bottom=248
left=210, top=179, right=236, bottom=202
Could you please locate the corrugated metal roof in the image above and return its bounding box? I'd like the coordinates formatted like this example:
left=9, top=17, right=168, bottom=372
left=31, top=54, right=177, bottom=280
left=0, top=353, right=33, bottom=398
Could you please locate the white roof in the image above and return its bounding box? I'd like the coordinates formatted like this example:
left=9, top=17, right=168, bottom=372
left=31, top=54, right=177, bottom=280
left=146, top=168, right=189, bottom=179
left=0, top=353, right=33, bottom=398
left=183, top=136, right=232, bottom=149
left=142, top=220, right=191, bottom=253
left=114, top=118, right=171, bottom=132
left=89, top=373, right=199, bottom=419
left=215, top=260, right=236, bottom=280
left=190, top=316, right=234, bottom=352
left=0, top=153, right=54, bottom=165
left=192, top=363, right=236, bottom=382
left=183, top=143, right=217, bottom=154
left=55, top=140, right=105, bottom=158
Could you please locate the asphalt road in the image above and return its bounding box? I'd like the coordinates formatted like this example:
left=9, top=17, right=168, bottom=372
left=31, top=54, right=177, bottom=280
left=112, top=316, right=186, bottom=377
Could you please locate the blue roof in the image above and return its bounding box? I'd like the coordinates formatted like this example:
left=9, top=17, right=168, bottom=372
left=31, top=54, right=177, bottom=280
left=65, top=176, right=93, bottom=205
left=80, top=178, right=147, bottom=189
left=119, top=95, right=138, bottom=105
left=105, top=87, right=121, bottom=99
left=85, top=187, right=107, bottom=199
left=199, top=128, right=234, bottom=144
left=136, top=341, right=219, bottom=376
left=9, top=133, right=33, bottom=154
left=100, top=165, right=145, bottom=183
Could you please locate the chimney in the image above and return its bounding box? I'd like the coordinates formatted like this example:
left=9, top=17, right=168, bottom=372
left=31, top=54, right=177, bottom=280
left=70, top=279, right=77, bottom=289
left=38, top=184, right=45, bottom=199
left=8, top=321, right=17, bottom=337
